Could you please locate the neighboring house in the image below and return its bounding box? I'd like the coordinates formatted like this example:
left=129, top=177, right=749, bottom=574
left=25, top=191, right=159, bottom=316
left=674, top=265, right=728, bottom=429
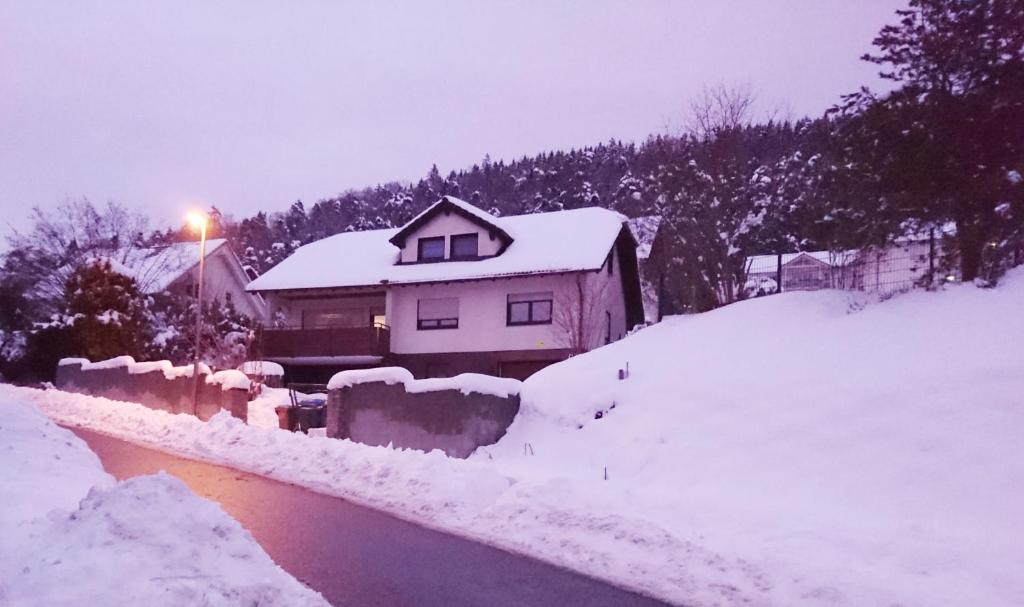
left=246, top=196, right=645, bottom=381
left=107, top=239, right=266, bottom=319
left=627, top=215, right=663, bottom=323
left=745, top=251, right=858, bottom=295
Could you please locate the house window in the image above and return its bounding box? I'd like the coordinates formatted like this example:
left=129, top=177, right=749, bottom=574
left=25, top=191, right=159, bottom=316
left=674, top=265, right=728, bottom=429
left=417, top=297, right=459, bottom=330
left=418, top=236, right=446, bottom=261
left=450, top=233, right=479, bottom=259
left=607, top=249, right=614, bottom=275
left=507, top=292, right=553, bottom=326
left=303, top=308, right=365, bottom=329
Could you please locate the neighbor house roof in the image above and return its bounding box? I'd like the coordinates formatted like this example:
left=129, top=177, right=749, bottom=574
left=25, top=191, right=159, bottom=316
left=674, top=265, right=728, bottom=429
left=626, top=215, right=662, bottom=260
left=107, top=239, right=229, bottom=294
left=247, top=202, right=629, bottom=292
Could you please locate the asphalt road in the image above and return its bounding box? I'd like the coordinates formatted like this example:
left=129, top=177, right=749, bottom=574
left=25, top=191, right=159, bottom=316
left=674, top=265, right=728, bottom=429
left=69, top=426, right=673, bottom=607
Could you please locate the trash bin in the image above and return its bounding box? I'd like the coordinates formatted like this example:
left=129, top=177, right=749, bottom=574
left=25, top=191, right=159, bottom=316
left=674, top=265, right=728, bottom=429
left=293, top=399, right=326, bottom=434
left=274, top=406, right=295, bottom=431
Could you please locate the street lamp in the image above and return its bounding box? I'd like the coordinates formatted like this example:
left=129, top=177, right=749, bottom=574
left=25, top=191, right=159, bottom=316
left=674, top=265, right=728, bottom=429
left=187, top=211, right=208, bottom=415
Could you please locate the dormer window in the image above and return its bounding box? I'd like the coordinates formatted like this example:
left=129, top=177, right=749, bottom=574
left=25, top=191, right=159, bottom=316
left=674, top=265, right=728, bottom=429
left=450, top=233, right=479, bottom=260
left=418, top=236, right=445, bottom=261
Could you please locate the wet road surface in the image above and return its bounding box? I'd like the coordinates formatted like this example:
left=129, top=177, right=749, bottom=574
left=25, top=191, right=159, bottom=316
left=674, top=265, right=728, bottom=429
left=69, top=426, right=673, bottom=607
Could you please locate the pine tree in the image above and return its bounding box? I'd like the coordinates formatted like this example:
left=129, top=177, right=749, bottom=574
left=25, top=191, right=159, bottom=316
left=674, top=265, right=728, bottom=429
left=834, top=0, right=1024, bottom=281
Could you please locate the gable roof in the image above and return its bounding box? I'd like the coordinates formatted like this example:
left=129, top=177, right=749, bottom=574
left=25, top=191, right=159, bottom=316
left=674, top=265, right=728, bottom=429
left=387, top=196, right=513, bottom=249
left=626, top=215, right=662, bottom=260
left=247, top=205, right=629, bottom=292
left=110, top=239, right=228, bottom=293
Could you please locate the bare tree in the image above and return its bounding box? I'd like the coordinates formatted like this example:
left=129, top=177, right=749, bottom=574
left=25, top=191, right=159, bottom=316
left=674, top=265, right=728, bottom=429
left=553, top=274, right=612, bottom=355
left=685, top=83, right=757, bottom=141
left=4, top=198, right=149, bottom=309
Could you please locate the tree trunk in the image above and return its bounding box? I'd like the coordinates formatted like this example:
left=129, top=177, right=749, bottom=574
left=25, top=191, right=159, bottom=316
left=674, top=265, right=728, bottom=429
left=956, top=218, right=983, bottom=282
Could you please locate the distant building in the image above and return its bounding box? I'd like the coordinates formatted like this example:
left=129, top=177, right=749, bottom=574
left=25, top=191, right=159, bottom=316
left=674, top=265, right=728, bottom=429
left=99, top=239, right=266, bottom=319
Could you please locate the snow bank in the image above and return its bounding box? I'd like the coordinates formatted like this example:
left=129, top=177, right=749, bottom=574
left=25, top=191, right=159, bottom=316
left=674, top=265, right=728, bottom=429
left=0, top=399, right=113, bottom=550
left=0, top=398, right=326, bottom=606
left=239, top=360, right=285, bottom=376
left=328, top=366, right=521, bottom=397
left=483, top=269, right=1024, bottom=606
left=11, top=384, right=697, bottom=603
left=58, top=355, right=247, bottom=390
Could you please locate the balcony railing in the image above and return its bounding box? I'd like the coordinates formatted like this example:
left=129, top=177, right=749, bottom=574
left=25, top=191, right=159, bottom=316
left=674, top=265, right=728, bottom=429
left=257, top=324, right=390, bottom=359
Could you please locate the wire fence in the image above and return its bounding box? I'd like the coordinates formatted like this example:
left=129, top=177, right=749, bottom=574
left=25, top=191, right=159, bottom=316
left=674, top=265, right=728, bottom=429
left=743, top=239, right=958, bottom=300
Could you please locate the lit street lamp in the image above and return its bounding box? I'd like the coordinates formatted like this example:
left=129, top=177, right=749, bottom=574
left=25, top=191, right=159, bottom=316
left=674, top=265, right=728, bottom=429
left=187, top=211, right=208, bottom=415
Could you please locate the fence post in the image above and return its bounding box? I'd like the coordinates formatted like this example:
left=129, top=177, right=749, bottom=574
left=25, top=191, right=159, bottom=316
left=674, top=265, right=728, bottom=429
left=776, top=253, right=783, bottom=293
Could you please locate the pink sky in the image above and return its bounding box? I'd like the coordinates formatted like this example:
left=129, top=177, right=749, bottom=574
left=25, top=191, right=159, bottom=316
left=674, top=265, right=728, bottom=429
left=0, top=1, right=905, bottom=235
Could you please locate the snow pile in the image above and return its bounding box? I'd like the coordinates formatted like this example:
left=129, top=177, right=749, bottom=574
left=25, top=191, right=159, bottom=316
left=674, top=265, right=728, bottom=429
left=59, top=356, right=248, bottom=390
left=0, top=399, right=326, bottom=606
left=484, top=268, right=1024, bottom=606
left=328, top=366, right=521, bottom=398
left=11, top=384, right=707, bottom=603
left=239, top=360, right=285, bottom=376
left=0, top=399, right=113, bottom=549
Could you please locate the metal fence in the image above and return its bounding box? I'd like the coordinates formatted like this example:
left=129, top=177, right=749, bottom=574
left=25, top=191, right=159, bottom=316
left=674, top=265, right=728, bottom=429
left=743, top=240, right=958, bottom=300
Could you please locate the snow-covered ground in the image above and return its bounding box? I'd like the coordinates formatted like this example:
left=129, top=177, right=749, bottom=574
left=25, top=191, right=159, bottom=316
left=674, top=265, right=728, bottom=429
left=484, top=269, right=1024, bottom=606
left=6, top=268, right=1023, bottom=606
left=0, top=399, right=327, bottom=606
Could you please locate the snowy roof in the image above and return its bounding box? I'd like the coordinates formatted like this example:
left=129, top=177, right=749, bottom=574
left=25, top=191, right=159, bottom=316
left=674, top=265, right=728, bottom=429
left=627, top=215, right=662, bottom=260
left=111, top=239, right=228, bottom=294
left=745, top=250, right=858, bottom=272
left=388, top=196, right=514, bottom=249
left=247, top=204, right=629, bottom=292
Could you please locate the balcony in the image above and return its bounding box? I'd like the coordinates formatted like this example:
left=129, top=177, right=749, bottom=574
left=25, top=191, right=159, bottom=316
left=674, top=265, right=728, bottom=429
left=257, top=324, right=390, bottom=362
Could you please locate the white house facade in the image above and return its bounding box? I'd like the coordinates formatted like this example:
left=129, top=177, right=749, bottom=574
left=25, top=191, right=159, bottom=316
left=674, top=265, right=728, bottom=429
left=246, top=196, right=645, bottom=381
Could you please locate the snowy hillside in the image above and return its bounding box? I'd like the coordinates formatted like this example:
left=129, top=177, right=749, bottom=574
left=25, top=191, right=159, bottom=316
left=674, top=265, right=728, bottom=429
left=481, top=269, right=1024, bottom=606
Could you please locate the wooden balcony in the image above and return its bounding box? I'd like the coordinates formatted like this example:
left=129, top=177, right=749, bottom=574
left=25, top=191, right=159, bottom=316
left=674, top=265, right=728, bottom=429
left=258, top=325, right=391, bottom=360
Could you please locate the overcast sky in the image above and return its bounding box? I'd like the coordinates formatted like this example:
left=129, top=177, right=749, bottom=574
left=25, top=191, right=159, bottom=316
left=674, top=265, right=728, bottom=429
left=0, top=1, right=905, bottom=237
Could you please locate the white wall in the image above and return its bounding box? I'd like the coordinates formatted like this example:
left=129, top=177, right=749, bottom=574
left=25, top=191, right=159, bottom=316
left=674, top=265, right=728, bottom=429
left=398, top=212, right=503, bottom=263
left=178, top=247, right=266, bottom=319
left=389, top=256, right=628, bottom=355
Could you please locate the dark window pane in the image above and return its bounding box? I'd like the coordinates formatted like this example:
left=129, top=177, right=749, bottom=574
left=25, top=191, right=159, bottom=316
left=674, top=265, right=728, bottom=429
left=533, top=301, right=552, bottom=322
left=451, top=233, right=479, bottom=258
left=418, top=237, right=445, bottom=261
left=509, top=302, right=531, bottom=323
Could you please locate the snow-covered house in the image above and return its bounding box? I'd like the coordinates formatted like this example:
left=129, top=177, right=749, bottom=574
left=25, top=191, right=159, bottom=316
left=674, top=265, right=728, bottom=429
left=246, top=196, right=645, bottom=381
left=108, top=239, right=266, bottom=319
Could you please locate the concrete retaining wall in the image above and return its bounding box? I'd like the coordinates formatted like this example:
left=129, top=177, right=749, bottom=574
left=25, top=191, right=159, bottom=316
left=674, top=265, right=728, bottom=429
left=55, top=360, right=248, bottom=422
left=326, top=381, right=520, bottom=458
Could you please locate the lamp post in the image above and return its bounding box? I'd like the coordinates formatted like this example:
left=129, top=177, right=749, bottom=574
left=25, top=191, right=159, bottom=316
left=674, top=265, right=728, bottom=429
left=187, top=212, right=208, bottom=415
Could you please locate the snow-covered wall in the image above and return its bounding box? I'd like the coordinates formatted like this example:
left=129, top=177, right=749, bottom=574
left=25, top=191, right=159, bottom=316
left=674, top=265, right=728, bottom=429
left=56, top=357, right=249, bottom=422
left=326, top=368, right=521, bottom=458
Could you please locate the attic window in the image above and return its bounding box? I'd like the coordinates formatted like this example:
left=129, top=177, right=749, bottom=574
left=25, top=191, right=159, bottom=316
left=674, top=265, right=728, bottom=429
left=417, top=236, right=445, bottom=261
left=450, top=233, right=479, bottom=259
